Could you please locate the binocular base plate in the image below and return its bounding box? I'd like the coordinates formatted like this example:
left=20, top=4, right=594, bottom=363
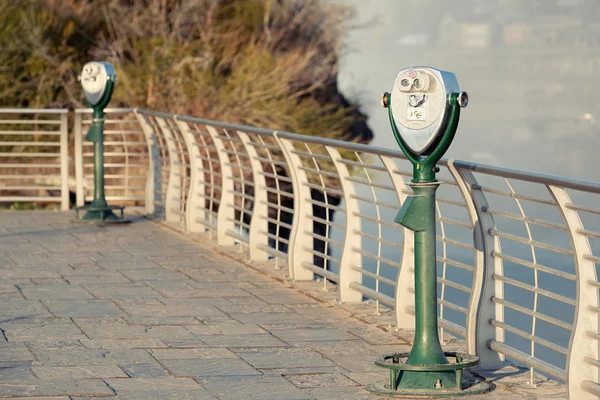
left=365, top=380, right=492, bottom=398
left=73, top=205, right=131, bottom=225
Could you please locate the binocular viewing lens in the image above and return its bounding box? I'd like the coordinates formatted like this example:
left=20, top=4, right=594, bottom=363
left=401, top=79, right=410, bottom=87
left=413, top=78, right=422, bottom=89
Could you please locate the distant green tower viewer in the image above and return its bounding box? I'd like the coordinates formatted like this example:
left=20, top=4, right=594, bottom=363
left=366, top=67, right=491, bottom=397
left=76, top=61, right=125, bottom=222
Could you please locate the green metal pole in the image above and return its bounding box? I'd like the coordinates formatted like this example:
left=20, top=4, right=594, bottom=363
left=397, top=183, right=456, bottom=389
left=83, top=108, right=117, bottom=221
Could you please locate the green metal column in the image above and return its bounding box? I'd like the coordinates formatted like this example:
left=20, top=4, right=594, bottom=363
left=367, top=84, right=491, bottom=397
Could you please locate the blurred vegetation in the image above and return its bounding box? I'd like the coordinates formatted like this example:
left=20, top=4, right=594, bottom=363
left=0, top=0, right=372, bottom=143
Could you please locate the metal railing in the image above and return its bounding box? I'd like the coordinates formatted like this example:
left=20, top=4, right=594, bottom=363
left=0, top=109, right=69, bottom=210
left=71, top=108, right=600, bottom=399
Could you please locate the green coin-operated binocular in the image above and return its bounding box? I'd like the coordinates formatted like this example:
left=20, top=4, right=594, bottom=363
left=368, top=68, right=491, bottom=397
left=75, top=62, right=126, bottom=222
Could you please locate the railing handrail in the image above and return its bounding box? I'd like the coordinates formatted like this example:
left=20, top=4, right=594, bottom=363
left=0, top=108, right=68, bottom=114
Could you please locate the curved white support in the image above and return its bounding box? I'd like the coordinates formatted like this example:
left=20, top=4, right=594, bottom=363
left=275, top=134, right=314, bottom=281
left=176, top=118, right=206, bottom=233
left=238, top=131, right=269, bottom=261
left=206, top=125, right=235, bottom=246
left=325, top=146, right=362, bottom=303
left=380, top=156, right=415, bottom=329
left=549, top=186, right=599, bottom=400
left=133, top=110, right=160, bottom=216
left=155, top=117, right=182, bottom=224
left=449, top=160, right=504, bottom=368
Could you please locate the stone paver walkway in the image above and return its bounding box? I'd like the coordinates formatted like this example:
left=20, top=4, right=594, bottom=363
left=0, top=212, right=565, bottom=399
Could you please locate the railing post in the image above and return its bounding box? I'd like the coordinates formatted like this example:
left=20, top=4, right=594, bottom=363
left=155, top=117, right=181, bottom=224
left=133, top=110, right=160, bottom=216
left=238, top=131, right=269, bottom=261
left=325, top=146, right=361, bottom=302
left=549, top=185, right=599, bottom=400
left=380, top=156, right=415, bottom=329
left=175, top=118, right=206, bottom=233
left=206, top=125, right=235, bottom=246
left=275, top=134, right=314, bottom=281
left=74, top=112, right=84, bottom=208
left=449, top=160, right=504, bottom=368
left=59, top=112, right=69, bottom=211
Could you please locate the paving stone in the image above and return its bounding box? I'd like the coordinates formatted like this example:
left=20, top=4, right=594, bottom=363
left=230, top=312, right=314, bottom=325
left=0, top=378, right=114, bottom=397
left=64, top=272, right=131, bottom=285
left=25, top=340, right=85, bottom=350
left=118, top=267, right=189, bottom=282
left=31, top=349, right=156, bottom=366
left=285, top=373, right=360, bottom=388
left=125, top=316, right=202, bottom=325
left=120, top=363, right=170, bottom=378
left=74, top=319, right=196, bottom=340
left=159, top=358, right=261, bottom=377
left=303, top=386, right=380, bottom=400
left=196, top=334, right=288, bottom=348
left=149, top=348, right=237, bottom=360
left=80, top=338, right=166, bottom=349
left=200, top=375, right=312, bottom=400
left=186, top=322, right=267, bottom=335
left=117, top=300, right=227, bottom=318
left=0, top=348, right=35, bottom=362
left=234, top=347, right=335, bottom=370
left=32, top=364, right=128, bottom=379
left=43, top=299, right=125, bottom=318
left=267, top=327, right=359, bottom=343
left=0, top=300, right=52, bottom=321
left=0, top=366, right=37, bottom=381
left=105, top=377, right=217, bottom=400
left=2, top=319, right=87, bottom=341
left=81, top=283, right=161, bottom=299
left=161, top=338, right=208, bottom=348
left=19, top=284, right=93, bottom=300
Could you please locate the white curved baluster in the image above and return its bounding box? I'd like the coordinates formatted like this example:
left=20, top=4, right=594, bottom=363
left=380, top=155, right=415, bottom=329
left=155, top=117, right=182, bottom=224
left=549, top=186, right=599, bottom=400
left=238, top=131, right=269, bottom=261
left=275, top=134, right=313, bottom=281
left=206, top=125, right=235, bottom=246
left=175, top=118, right=206, bottom=233
left=449, top=160, right=504, bottom=368
left=133, top=110, right=160, bottom=216
left=325, top=146, right=361, bottom=303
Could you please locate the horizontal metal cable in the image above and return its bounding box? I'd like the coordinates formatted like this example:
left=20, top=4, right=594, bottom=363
left=565, top=203, right=600, bottom=216
left=436, top=198, right=468, bottom=208
left=298, top=166, right=338, bottom=179
left=437, top=257, right=475, bottom=272
left=488, top=340, right=566, bottom=381
left=349, top=282, right=395, bottom=307
left=345, top=176, right=396, bottom=191
left=302, top=182, right=343, bottom=196
left=492, top=251, right=576, bottom=280
left=301, top=247, right=340, bottom=264
left=307, top=214, right=345, bottom=230
left=226, top=217, right=250, bottom=230
left=493, top=274, right=576, bottom=306
left=261, top=186, right=294, bottom=198
left=352, top=247, right=402, bottom=268
left=350, top=194, right=398, bottom=210
left=438, top=299, right=467, bottom=314
left=483, top=207, right=567, bottom=231
left=436, top=236, right=476, bottom=251
left=259, top=171, right=293, bottom=183
left=490, top=230, right=573, bottom=256
left=337, top=158, right=388, bottom=172
left=353, top=229, right=404, bottom=249
left=306, top=198, right=345, bottom=212
left=259, top=201, right=294, bottom=214
left=304, top=231, right=343, bottom=248
left=301, top=262, right=339, bottom=282
left=476, top=185, right=557, bottom=206
left=350, top=265, right=396, bottom=287
left=492, top=296, right=572, bottom=330
left=259, top=216, right=293, bottom=230
left=258, top=244, right=288, bottom=260
left=438, top=217, right=473, bottom=229
left=225, top=229, right=249, bottom=244
left=353, top=211, right=398, bottom=228
left=491, top=319, right=568, bottom=355
left=290, top=150, right=330, bottom=161
left=259, top=230, right=290, bottom=244
left=437, top=277, right=471, bottom=294
left=253, top=156, right=287, bottom=166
